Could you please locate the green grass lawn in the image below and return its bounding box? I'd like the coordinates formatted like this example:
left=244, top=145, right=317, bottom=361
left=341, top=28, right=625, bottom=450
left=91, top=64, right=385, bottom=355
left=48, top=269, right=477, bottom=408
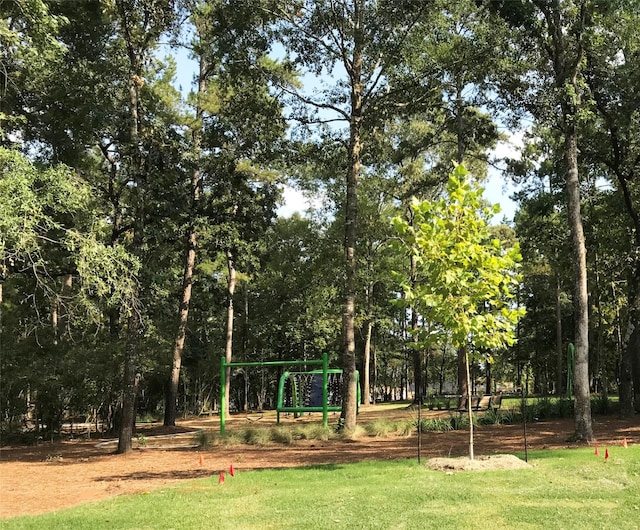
left=4, top=446, right=640, bottom=530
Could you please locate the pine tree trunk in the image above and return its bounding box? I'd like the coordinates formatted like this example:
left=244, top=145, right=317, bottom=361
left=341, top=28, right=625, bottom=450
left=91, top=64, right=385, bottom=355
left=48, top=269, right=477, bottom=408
left=340, top=1, right=364, bottom=432
left=564, top=126, right=593, bottom=441
left=117, top=4, right=146, bottom=451
left=118, top=307, right=140, bottom=453
left=164, top=56, right=206, bottom=427
left=620, top=284, right=638, bottom=416
left=224, top=249, right=237, bottom=417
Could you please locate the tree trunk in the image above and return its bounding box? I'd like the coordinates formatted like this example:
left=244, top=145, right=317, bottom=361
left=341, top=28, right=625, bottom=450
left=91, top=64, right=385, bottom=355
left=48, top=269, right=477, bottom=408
left=117, top=44, right=145, bottom=453
left=362, top=318, right=373, bottom=405
left=485, top=358, right=491, bottom=395
left=224, top=249, right=237, bottom=417
left=612, top=161, right=640, bottom=414
left=118, top=308, right=140, bottom=454
left=620, top=282, right=638, bottom=416
left=439, top=345, right=446, bottom=395
left=457, top=346, right=468, bottom=399
left=373, top=340, right=378, bottom=404
left=0, top=283, right=3, bottom=356
left=164, top=225, right=197, bottom=426
left=564, top=125, right=593, bottom=441
left=340, top=2, right=364, bottom=432
left=463, top=345, right=474, bottom=461
left=164, top=56, right=206, bottom=427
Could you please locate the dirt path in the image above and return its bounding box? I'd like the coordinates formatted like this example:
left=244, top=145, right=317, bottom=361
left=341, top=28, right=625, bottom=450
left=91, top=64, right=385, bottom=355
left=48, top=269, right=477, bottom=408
left=1, top=407, right=638, bottom=519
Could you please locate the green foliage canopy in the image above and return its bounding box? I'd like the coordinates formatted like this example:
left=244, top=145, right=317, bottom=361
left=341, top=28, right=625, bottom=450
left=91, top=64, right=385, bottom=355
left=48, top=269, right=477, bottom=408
left=391, top=164, right=524, bottom=352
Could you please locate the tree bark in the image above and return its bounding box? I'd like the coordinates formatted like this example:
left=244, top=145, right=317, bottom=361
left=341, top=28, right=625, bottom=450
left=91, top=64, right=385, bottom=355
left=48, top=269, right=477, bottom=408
left=224, top=249, right=237, bottom=417
left=362, top=318, right=373, bottom=405
left=118, top=304, right=140, bottom=454
left=564, top=125, right=593, bottom=441
left=164, top=56, right=206, bottom=427
left=540, top=0, right=593, bottom=441
left=117, top=0, right=145, bottom=452
left=340, top=0, right=364, bottom=432
left=620, top=276, right=639, bottom=416
left=463, top=345, right=474, bottom=460
left=457, top=346, right=468, bottom=400
left=615, top=173, right=640, bottom=414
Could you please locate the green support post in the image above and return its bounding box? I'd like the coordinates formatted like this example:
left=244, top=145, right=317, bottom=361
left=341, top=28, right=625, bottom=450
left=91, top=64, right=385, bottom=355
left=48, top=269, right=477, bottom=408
left=322, top=352, right=328, bottom=429
left=220, top=357, right=226, bottom=435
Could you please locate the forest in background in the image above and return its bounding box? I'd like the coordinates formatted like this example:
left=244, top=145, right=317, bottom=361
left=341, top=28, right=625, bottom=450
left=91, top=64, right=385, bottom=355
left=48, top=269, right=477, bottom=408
left=1, top=0, right=639, bottom=451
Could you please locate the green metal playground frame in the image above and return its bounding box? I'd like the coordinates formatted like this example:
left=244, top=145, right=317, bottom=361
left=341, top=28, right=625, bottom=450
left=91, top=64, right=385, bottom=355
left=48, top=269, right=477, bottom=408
left=220, top=353, right=329, bottom=435
left=276, top=368, right=360, bottom=423
left=220, top=353, right=359, bottom=434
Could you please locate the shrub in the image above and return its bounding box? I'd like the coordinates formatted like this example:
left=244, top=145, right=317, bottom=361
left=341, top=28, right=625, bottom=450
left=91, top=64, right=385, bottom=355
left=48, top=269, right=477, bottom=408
left=477, top=409, right=504, bottom=426
left=449, top=413, right=472, bottom=430
left=194, top=429, right=217, bottom=448
left=499, top=407, right=521, bottom=424
left=556, top=397, right=574, bottom=418
left=533, top=396, right=554, bottom=419
left=591, top=394, right=610, bottom=414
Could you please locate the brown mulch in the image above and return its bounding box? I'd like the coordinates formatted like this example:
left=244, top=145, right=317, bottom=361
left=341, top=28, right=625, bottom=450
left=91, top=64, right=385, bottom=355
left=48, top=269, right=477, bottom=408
left=1, top=406, right=638, bottom=519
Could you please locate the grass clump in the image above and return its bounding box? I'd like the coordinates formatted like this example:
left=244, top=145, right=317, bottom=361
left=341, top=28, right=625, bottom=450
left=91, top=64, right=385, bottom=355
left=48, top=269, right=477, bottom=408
left=269, top=427, right=294, bottom=445
left=239, top=427, right=272, bottom=445
left=363, top=419, right=396, bottom=437
left=293, top=424, right=333, bottom=441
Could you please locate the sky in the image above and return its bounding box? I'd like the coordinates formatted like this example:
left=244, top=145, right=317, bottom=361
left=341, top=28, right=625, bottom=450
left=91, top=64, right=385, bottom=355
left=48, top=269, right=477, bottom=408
left=166, top=42, right=521, bottom=224
left=276, top=135, right=523, bottom=223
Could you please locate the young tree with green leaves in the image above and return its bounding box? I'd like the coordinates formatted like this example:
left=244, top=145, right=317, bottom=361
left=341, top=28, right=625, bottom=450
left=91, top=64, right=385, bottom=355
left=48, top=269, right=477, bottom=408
left=392, top=164, right=524, bottom=459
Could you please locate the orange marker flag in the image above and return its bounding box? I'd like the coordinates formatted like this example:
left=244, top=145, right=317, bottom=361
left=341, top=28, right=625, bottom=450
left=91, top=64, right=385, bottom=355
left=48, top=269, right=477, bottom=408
left=219, top=471, right=225, bottom=484
left=199, top=454, right=204, bottom=466
left=229, top=464, right=235, bottom=477
left=594, top=445, right=600, bottom=456
left=605, top=448, right=609, bottom=460
left=622, top=438, right=628, bottom=448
